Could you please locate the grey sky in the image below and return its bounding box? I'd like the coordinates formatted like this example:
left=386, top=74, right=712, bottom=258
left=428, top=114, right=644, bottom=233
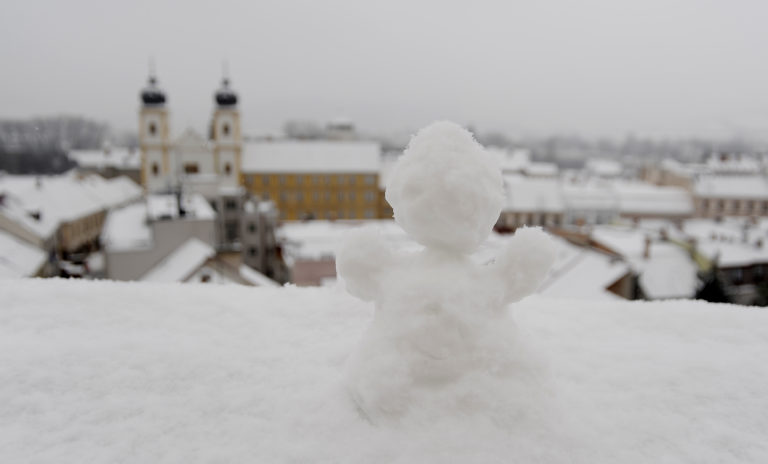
left=2, top=0, right=767, bottom=140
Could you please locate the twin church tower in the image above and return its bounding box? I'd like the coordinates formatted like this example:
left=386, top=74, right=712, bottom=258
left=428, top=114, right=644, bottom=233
left=138, top=73, right=242, bottom=192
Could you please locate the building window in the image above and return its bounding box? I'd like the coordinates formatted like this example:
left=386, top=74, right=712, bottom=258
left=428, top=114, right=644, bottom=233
left=248, top=222, right=256, bottom=233
left=249, top=247, right=257, bottom=257
left=349, top=176, right=356, bottom=186
left=348, top=192, right=356, bottom=201
left=365, top=209, right=375, bottom=218
left=297, top=176, right=304, bottom=186
left=365, top=191, right=375, bottom=202
left=222, top=123, right=230, bottom=136
left=313, top=192, right=319, bottom=201
left=296, top=192, right=304, bottom=203
left=279, top=175, right=286, bottom=186
left=262, top=175, right=270, bottom=186
left=151, top=162, right=159, bottom=176
left=338, top=192, right=344, bottom=202
left=338, top=175, right=346, bottom=185
left=225, top=199, right=237, bottom=210
left=224, top=163, right=232, bottom=175
left=148, top=122, right=157, bottom=136
left=225, top=221, right=238, bottom=242
left=365, top=175, right=375, bottom=185
left=312, top=176, right=320, bottom=185
left=184, top=163, right=199, bottom=174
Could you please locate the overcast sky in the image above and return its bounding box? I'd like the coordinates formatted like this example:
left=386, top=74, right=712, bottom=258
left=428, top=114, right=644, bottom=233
left=2, top=0, right=767, bottom=140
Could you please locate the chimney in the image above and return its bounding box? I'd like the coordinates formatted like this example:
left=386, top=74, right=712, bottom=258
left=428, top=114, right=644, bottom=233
left=176, top=189, right=186, bottom=217
left=643, top=235, right=652, bottom=259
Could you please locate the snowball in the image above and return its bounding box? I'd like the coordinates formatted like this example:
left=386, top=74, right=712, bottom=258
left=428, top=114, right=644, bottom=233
left=385, top=121, right=504, bottom=254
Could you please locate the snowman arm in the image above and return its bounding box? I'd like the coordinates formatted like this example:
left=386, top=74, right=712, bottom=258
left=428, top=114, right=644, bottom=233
left=336, top=227, right=398, bottom=302
left=490, top=227, right=556, bottom=304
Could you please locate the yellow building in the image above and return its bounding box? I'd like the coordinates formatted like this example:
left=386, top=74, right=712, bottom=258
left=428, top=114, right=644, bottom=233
left=241, top=140, right=383, bottom=220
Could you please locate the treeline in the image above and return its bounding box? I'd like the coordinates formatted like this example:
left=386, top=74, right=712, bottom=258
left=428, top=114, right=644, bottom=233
left=0, top=116, right=109, bottom=174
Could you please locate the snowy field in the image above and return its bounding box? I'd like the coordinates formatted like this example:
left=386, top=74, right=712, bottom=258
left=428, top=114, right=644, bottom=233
left=2, top=279, right=767, bottom=463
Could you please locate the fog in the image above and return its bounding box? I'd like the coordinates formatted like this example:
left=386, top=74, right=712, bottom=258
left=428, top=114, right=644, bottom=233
left=2, top=0, right=767, bottom=140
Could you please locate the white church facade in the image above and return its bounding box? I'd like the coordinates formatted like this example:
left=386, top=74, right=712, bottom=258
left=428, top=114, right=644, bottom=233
left=138, top=74, right=242, bottom=194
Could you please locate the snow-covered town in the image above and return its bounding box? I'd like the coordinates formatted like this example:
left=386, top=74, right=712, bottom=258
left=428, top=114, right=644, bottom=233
left=3, top=1, right=768, bottom=462
left=2, top=76, right=768, bottom=306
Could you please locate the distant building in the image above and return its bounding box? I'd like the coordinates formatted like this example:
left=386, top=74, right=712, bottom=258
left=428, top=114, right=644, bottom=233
left=69, top=146, right=141, bottom=183
left=0, top=173, right=142, bottom=273
left=241, top=140, right=382, bottom=221
left=101, top=193, right=217, bottom=281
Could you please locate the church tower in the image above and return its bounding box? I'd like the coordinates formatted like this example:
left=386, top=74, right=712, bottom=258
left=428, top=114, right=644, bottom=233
left=210, top=75, right=242, bottom=187
left=139, top=73, right=171, bottom=192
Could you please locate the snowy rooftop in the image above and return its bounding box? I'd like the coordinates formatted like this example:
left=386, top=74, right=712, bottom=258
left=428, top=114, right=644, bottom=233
left=590, top=225, right=699, bottom=299
left=503, top=175, right=564, bottom=212
left=69, top=147, right=141, bottom=170
left=140, top=238, right=216, bottom=282
left=0, top=230, right=46, bottom=278
left=0, top=173, right=142, bottom=240
left=694, top=175, right=768, bottom=199
left=613, top=181, right=693, bottom=216
left=683, top=218, right=768, bottom=268
left=2, top=278, right=767, bottom=463
left=585, top=158, right=623, bottom=177
left=538, top=236, right=628, bottom=300
left=242, top=140, right=381, bottom=174
left=146, top=194, right=216, bottom=221
left=101, top=194, right=216, bottom=252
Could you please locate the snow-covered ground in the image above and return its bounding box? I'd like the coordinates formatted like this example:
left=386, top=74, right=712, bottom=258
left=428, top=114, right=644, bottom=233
left=2, top=279, right=766, bottom=463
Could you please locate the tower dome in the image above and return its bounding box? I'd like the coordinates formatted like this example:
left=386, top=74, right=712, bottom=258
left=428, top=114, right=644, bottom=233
left=215, top=78, right=238, bottom=107
left=140, top=75, right=166, bottom=106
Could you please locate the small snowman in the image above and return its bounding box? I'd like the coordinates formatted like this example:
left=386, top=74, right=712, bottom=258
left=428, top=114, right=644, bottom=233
left=337, top=121, right=555, bottom=420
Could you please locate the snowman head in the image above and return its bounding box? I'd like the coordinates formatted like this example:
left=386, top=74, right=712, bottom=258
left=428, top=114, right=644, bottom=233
left=385, top=121, right=504, bottom=254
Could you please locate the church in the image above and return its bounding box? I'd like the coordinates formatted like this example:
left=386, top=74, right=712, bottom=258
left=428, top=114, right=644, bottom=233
left=138, top=74, right=242, bottom=193
left=138, top=74, right=386, bottom=221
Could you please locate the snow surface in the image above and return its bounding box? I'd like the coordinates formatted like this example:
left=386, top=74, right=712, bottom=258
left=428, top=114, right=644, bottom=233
left=1, top=279, right=767, bottom=463
left=242, top=140, right=381, bottom=174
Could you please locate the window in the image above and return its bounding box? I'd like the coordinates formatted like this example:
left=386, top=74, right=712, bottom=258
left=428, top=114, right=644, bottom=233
left=312, top=176, right=320, bottom=185
left=338, top=175, right=346, bottom=185
left=365, top=191, right=375, bottom=202
left=249, top=247, right=257, bottom=257
left=279, top=175, right=286, bottom=186
left=296, top=192, right=304, bottom=203
left=225, top=221, right=238, bottom=242
left=262, top=175, right=270, bottom=186
left=338, top=192, right=344, bottom=202
left=313, top=192, right=319, bottom=201
left=148, top=122, right=157, bottom=135
left=248, top=222, right=256, bottom=233
left=224, top=163, right=232, bottom=175
left=184, top=163, right=199, bottom=174
left=225, top=199, right=237, bottom=210
left=365, top=175, right=375, bottom=185
left=348, top=192, right=356, bottom=201
left=297, top=176, right=304, bottom=186
left=365, top=209, right=375, bottom=218
left=222, top=123, right=230, bottom=136
left=151, top=162, right=159, bottom=176
left=349, top=176, right=356, bottom=185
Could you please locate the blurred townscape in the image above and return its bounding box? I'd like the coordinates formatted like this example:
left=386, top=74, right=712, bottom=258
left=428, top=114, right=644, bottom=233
left=1, top=72, right=767, bottom=306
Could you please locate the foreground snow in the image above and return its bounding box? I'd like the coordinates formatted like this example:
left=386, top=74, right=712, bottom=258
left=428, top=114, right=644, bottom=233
left=1, top=279, right=767, bottom=463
